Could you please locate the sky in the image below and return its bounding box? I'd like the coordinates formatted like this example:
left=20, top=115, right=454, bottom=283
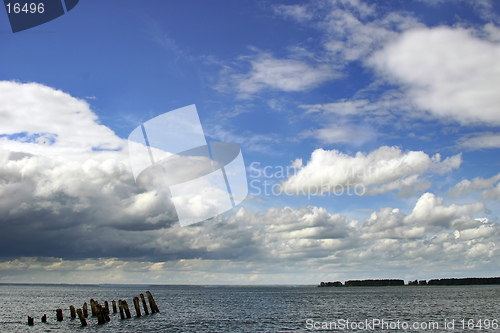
left=0, top=0, right=499, bottom=285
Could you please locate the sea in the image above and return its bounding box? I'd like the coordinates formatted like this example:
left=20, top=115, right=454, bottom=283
left=1, top=284, right=499, bottom=332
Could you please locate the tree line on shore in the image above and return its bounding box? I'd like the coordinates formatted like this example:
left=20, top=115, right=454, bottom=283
left=319, top=277, right=500, bottom=287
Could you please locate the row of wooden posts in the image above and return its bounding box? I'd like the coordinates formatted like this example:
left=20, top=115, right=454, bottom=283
left=27, top=290, right=159, bottom=327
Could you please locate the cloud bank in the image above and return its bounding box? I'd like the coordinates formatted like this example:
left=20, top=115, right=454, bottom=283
left=283, top=146, right=461, bottom=197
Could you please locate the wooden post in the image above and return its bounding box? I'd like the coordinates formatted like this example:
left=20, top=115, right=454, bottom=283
left=41, top=314, right=46, bottom=323
left=123, top=300, right=131, bottom=318
left=83, top=302, right=88, bottom=317
left=56, top=308, right=63, bottom=321
left=146, top=291, right=160, bottom=313
left=27, top=316, right=34, bottom=326
left=133, top=297, right=141, bottom=317
left=112, top=300, right=117, bottom=313
left=76, top=308, right=87, bottom=327
left=90, top=298, right=97, bottom=316
left=118, top=300, right=125, bottom=320
left=140, top=293, right=149, bottom=315
left=96, top=304, right=105, bottom=325
left=104, top=305, right=110, bottom=322
left=70, top=305, right=76, bottom=318
left=104, top=301, right=110, bottom=315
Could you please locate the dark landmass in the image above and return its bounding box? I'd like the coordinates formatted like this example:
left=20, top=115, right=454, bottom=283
left=427, top=277, right=500, bottom=285
left=319, top=277, right=500, bottom=287
left=345, top=279, right=405, bottom=287
left=319, top=279, right=404, bottom=287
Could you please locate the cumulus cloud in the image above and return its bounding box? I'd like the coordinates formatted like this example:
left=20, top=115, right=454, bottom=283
left=483, top=184, right=500, bottom=201
left=404, top=192, right=485, bottom=228
left=282, top=146, right=461, bottom=197
left=449, top=172, right=500, bottom=200
left=359, top=194, right=493, bottom=268
left=0, top=81, right=123, bottom=157
left=370, top=26, right=500, bottom=125
left=0, top=193, right=495, bottom=284
left=0, top=148, right=179, bottom=259
left=0, top=81, right=182, bottom=259
left=484, top=22, right=500, bottom=41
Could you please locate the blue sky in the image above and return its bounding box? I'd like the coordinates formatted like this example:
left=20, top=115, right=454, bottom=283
left=1, top=0, right=500, bottom=284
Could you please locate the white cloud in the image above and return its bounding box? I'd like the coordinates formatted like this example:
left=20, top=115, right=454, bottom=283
left=273, top=4, right=313, bottom=22
left=232, top=54, right=337, bottom=98
left=482, top=183, right=500, bottom=201
left=0, top=148, right=176, bottom=228
left=300, top=123, right=376, bottom=146
left=404, top=193, right=485, bottom=228
left=274, top=0, right=417, bottom=65
left=449, top=172, right=500, bottom=201
left=370, top=26, right=500, bottom=125
left=224, top=1, right=421, bottom=98
left=459, top=132, right=500, bottom=150
left=0, top=82, right=180, bottom=242
left=361, top=193, right=489, bottom=243
left=0, top=81, right=123, bottom=157
left=322, top=10, right=420, bottom=63
left=282, top=146, right=461, bottom=196
left=484, top=23, right=500, bottom=42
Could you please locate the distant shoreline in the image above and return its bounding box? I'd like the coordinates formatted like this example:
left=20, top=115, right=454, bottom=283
left=319, top=277, right=500, bottom=287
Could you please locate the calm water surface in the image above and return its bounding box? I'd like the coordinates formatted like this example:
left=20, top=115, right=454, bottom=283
left=0, top=284, right=499, bottom=332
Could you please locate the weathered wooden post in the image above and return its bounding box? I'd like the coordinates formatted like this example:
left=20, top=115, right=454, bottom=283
left=140, top=293, right=149, bottom=315
left=104, top=301, right=110, bottom=315
left=112, top=300, right=117, bottom=313
left=133, top=296, right=141, bottom=317
left=96, top=304, right=105, bottom=325
left=70, top=305, right=76, bottom=318
left=56, top=308, right=63, bottom=321
left=118, top=300, right=125, bottom=320
left=123, top=300, right=132, bottom=318
left=76, top=308, right=87, bottom=327
left=27, top=316, right=34, bottom=326
left=41, top=314, right=47, bottom=322
left=83, top=302, right=88, bottom=317
left=146, top=291, right=160, bottom=313
left=104, top=305, right=110, bottom=322
left=92, top=299, right=99, bottom=316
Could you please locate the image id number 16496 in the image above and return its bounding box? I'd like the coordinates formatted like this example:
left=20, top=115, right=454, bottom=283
left=460, top=319, right=498, bottom=330
left=5, top=3, right=44, bottom=14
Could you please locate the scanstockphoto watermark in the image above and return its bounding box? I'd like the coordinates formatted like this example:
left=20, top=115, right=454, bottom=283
left=306, top=318, right=499, bottom=331
left=249, top=178, right=366, bottom=198
left=248, top=162, right=368, bottom=198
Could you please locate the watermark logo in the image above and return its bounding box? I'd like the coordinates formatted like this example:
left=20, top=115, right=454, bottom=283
left=128, top=105, right=248, bottom=227
left=248, top=161, right=367, bottom=199
left=3, top=0, right=79, bottom=33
